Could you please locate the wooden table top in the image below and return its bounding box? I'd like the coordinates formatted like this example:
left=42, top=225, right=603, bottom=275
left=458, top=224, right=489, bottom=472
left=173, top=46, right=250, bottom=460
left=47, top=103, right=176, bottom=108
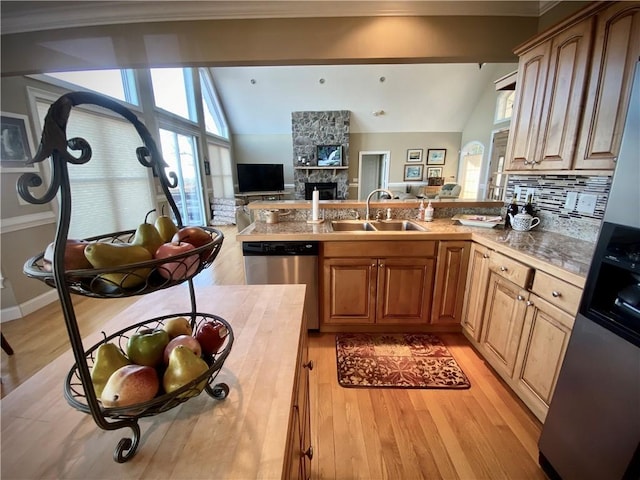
left=1, top=284, right=306, bottom=480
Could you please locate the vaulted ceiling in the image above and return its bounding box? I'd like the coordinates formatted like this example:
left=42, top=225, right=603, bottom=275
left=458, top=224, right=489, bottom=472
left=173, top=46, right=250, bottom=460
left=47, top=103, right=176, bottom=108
left=1, top=1, right=551, bottom=135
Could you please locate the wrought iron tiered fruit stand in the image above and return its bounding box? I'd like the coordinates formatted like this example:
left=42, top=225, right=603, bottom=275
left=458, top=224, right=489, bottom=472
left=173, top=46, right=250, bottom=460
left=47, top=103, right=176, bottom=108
left=19, top=91, right=233, bottom=463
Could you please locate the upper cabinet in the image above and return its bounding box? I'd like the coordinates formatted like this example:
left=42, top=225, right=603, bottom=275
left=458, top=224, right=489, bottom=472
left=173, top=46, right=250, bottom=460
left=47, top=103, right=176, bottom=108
left=574, top=2, right=640, bottom=169
left=506, top=2, right=640, bottom=172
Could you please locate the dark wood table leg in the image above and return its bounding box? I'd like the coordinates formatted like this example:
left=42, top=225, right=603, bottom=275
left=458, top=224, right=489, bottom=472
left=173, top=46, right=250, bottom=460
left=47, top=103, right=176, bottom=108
left=1, top=333, right=14, bottom=355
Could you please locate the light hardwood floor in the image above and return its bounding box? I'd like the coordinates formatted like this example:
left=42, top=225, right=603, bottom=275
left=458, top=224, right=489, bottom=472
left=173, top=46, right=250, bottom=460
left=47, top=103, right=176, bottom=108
left=1, top=225, right=546, bottom=479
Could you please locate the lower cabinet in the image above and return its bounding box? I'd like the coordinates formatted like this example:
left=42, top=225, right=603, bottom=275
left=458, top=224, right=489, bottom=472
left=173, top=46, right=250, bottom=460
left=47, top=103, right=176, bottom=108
left=320, top=241, right=436, bottom=328
left=480, top=271, right=530, bottom=379
left=513, top=294, right=575, bottom=422
left=431, top=241, right=470, bottom=324
left=466, top=244, right=582, bottom=422
left=461, top=243, right=491, bottom=340
left=286, top=320, right=313, bottom=479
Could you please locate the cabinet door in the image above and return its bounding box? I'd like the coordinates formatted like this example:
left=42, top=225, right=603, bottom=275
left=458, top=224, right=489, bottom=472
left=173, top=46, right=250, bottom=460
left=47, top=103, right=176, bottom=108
left=322, top=257, right=376, bottom=324
left=534, top=18, right=594, bottom=170
left=505, top=41, right=551, bottom=170
left=480, top=272, right=529, bottom=379
left=514, top=294, right=575, bottom=422
left=461, top=244, right=491, bottom=341
left=431, top=241, right=470, bottom=324
left=575, top=3, right=640, bottom=169
left=376, top=257, right=435, bottom=324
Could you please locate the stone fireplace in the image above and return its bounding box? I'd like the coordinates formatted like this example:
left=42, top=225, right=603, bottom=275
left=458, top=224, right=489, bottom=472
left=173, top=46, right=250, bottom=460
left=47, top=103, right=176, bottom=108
left=291, top=110, right=350, bottom=200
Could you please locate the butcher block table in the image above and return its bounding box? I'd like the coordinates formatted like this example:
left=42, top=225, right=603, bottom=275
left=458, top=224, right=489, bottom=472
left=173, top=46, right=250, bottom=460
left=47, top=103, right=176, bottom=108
left=1, top=284, right=307, bottom=479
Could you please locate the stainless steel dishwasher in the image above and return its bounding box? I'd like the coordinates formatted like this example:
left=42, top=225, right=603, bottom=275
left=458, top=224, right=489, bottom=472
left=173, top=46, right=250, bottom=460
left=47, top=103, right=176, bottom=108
left=242, top=241, right=319, bottom=329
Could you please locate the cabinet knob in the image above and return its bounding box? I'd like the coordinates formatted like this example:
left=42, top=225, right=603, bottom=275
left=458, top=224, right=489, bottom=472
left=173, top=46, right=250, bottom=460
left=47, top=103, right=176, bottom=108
left=551, top=291, right=561, bottom=298
left=500, top=266, right=508, bottom=272
left=380, top=264, right=385, bottom=268
left=517, top=295, right=525, bottom=301
left=371, top=263, right=376, bottom=268
left=482, top=254, right=490, bottom=259
left=302, top=445, right=313, bottom=460
left=526, top=300, right=534, bottom=306
left=303, top=360, right=314, bottom=370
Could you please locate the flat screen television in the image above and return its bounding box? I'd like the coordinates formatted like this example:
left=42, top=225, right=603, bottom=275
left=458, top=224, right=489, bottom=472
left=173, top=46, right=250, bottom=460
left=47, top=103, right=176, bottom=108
left=236, top=163, right=285, bottom=193
left=317, top=145, right=343, bottom=166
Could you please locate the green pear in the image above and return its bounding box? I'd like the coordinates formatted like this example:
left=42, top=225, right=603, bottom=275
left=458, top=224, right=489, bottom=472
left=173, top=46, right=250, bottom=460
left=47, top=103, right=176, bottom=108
left=91, top=342, right=131, bottom=398
left=84, top=242, right=152, bottom=288
left=101, top=364, right=159, bottom=408
left=132, top=209, right=164, bottom=255
left=163, top=345, right=209, bottom=398
left=155, top=205, right=179, bottom=243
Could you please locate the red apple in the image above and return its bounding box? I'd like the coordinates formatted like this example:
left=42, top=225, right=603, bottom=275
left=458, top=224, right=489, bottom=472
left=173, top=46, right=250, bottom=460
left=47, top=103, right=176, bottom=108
left=163, top=335, right=202, bottom=365
left=171, top=226, right=211, bottom=249
left=154, top=241, right=200, bottom=280
left=171, top=226, right=213, bottom=260
left=195, top=321, right=228, bottom=356
left=43, top=239, right=93, bottom=271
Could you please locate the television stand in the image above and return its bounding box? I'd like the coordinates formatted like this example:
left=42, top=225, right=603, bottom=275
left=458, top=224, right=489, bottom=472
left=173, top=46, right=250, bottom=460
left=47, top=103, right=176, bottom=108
left=235, top=191, right=288, bottom=202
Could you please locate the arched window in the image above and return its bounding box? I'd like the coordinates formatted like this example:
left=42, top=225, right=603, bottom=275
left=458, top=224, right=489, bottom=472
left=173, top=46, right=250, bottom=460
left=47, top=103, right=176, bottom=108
left=458, top=141, right=485, bottom=199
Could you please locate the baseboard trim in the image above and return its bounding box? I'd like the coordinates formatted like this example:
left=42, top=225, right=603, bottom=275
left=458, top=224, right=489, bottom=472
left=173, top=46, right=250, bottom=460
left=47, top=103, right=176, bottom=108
left=1, top=289, right=59, bottom=323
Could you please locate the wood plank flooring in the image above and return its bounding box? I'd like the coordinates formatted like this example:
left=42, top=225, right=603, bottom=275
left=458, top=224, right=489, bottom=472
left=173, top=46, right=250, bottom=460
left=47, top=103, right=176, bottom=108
left=1, top=225, right=546, bottom=478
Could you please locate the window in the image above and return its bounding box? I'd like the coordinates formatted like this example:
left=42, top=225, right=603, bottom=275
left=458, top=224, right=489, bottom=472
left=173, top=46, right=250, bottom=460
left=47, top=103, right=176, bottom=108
left=495, top=90, right=515, bottom=123
left=199, top=68, right=229, bottom=138
left=458, top=141, right=485, bottom=200
left=150, top=68, right=196, bottom=121
left=34, top=98, right=155, bottom=238
left=159, top=128, right=206, bottom=226
left=43, top=70, right=139, bottom=105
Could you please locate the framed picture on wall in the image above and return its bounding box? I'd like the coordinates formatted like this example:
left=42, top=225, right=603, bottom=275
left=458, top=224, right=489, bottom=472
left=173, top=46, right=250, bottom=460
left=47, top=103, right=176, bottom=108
left=406, top=148, right=423, bottom=162
left=404, top=164, right=423, bottom=181
left=0, top=112, right=36, bottom=171
left=427, top=148, right=446, bottom=165
left=427, top=166, right=443, bottom=178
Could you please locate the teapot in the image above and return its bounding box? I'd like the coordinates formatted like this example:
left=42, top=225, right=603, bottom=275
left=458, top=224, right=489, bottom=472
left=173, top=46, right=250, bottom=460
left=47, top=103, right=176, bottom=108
left=508, top=211, right=540, bottom=231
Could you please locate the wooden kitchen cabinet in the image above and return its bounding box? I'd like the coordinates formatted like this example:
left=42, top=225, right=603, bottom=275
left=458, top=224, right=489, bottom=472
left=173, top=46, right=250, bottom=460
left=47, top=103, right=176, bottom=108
left=574, top=2, right=640, bottom=170
left=506, top=2, right=639, bottom=172
left=513, top=294, right=575, bottom=422
left=320, top=241, right=436, bottom=328
left=461, top=243, right=492, bottom=341
left=480, top=271, right=530, bottom=379
left=286, top=314, right=313, bottom=480
left=431, top=241, right=470, bottom=324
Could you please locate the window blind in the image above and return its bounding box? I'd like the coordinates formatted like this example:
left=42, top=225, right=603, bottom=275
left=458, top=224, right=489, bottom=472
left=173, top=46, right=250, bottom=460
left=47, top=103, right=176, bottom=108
left=36, top=101, right=156, bottom=239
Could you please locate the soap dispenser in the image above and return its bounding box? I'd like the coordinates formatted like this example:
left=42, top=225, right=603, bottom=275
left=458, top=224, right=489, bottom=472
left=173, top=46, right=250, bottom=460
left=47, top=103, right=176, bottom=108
left=418, top=200, right=425, bottom=221
left=425, top=201, right=434, bottom=222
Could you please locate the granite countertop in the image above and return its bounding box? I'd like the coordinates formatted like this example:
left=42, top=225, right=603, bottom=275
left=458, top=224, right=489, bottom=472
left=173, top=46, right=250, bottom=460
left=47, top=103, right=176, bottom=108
left=237, top=219, right=595, bottom=286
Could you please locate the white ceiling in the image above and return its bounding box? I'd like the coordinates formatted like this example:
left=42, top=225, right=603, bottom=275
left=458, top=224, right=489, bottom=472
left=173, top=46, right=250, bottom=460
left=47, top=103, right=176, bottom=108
left=211, top=63, right=515, bottom=135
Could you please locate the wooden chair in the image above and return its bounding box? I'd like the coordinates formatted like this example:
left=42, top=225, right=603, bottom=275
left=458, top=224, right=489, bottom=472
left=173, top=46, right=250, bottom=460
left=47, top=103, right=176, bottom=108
left=1, top=333, right=14, bottom=355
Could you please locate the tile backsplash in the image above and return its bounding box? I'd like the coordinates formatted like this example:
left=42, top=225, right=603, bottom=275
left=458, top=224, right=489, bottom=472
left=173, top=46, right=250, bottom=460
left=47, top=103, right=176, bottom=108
left=504, top=174, right=612, bottom=242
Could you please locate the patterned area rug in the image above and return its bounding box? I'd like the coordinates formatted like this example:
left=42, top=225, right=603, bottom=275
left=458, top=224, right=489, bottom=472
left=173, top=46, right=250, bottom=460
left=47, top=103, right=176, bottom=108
left=336, top=333, right=471, bottom=389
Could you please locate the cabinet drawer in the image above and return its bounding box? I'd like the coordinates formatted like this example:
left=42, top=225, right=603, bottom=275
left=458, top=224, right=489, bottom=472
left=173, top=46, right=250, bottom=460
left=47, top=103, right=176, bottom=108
left=488, top=251, right=533, bottom=289
left=531, top=271, right=582, bottom=315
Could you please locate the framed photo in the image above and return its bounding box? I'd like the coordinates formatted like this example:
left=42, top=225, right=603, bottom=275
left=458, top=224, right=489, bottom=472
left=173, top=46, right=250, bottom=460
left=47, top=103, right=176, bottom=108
left=403, top=164, right=423, bottom=181
left=1, top=112, right=36, bottom=171
left=406, top=148, right=423, bottom=162
left=427, top=148, right=446, bottom=165
left=427, top=166, right=443, bottom=178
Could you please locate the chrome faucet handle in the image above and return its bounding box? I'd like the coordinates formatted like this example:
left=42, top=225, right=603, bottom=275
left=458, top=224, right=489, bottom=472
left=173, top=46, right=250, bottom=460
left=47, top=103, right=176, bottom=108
left=375, top=210, right=383, bottom=221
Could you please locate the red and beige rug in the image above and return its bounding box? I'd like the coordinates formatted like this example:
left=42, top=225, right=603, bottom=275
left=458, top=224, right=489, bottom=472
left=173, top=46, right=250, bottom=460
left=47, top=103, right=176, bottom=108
left=336, top=333, right=471, bottom=389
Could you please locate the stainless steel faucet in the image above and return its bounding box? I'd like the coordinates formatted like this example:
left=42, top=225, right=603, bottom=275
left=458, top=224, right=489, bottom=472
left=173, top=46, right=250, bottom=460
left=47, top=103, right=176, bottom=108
left=365, top=188, right=394, bottom=220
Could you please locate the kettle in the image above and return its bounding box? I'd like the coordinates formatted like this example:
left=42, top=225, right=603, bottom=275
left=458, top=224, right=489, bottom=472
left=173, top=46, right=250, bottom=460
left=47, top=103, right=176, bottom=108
left=508, top=211, right=540, bottom=231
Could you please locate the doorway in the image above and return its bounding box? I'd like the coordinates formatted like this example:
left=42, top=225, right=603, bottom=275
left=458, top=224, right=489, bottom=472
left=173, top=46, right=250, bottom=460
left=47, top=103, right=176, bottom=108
left=358, top=151, right=390, bottom=200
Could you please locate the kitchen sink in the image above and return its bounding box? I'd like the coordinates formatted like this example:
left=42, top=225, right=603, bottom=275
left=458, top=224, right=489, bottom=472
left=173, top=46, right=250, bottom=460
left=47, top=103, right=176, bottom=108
left=329, top=220, right=377, bottom=231
left=329, top=220, right=427, bottom=232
